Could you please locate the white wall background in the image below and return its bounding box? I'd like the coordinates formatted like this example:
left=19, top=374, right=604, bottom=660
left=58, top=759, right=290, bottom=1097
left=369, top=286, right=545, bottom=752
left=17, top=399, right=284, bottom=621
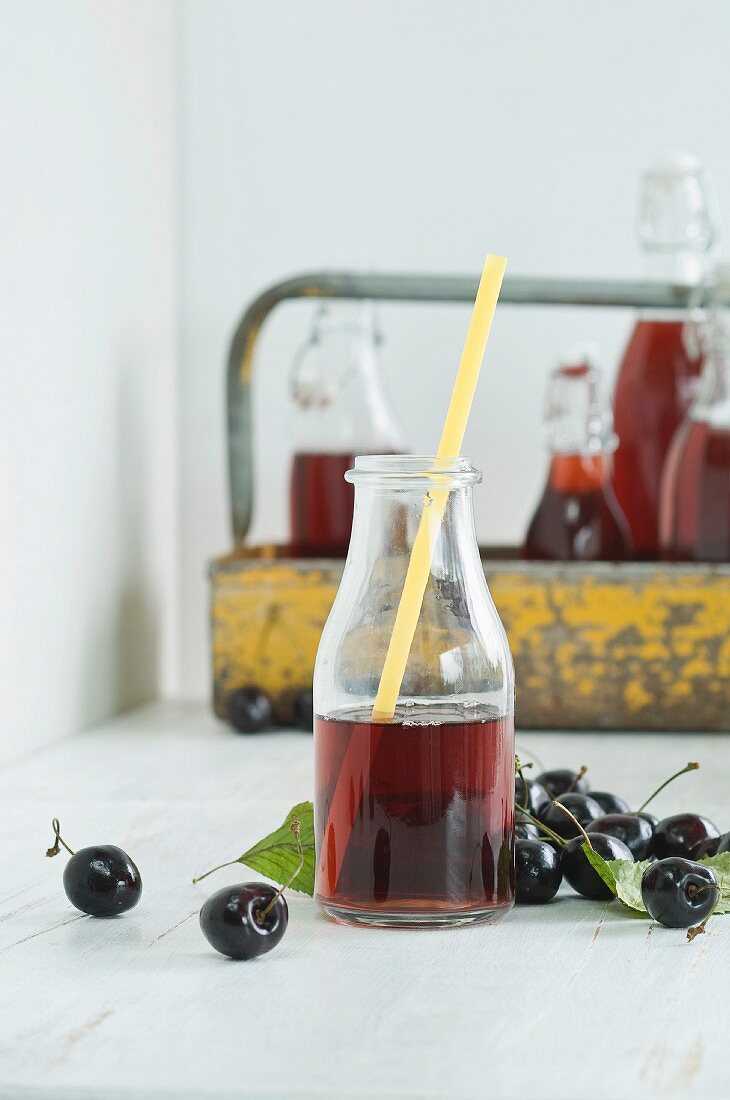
left=0, top=1, right=178, bottom=762
left=4, top=1, right=730, bottom=744
left=178, top=0, right=730, bottom=696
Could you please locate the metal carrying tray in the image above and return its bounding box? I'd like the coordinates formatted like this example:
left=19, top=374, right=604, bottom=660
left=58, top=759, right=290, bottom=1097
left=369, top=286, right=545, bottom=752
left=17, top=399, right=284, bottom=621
left=211, top=272, right=730, bottom=731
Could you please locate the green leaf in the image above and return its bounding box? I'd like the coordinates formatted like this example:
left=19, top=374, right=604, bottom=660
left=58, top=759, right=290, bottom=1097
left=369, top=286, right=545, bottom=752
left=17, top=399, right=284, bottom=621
left=582, top=843, right=617, bottom=895
left=238, top=802, right=315, bottom=895
left=700, top=852, right=730, bottom=914
left=606, top=859, right=652, bottom=913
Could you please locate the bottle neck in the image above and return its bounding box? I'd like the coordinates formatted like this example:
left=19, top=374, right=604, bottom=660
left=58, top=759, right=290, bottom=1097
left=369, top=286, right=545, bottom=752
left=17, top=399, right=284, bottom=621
left=691, top=344, right=730, bottom=429
left=290, top=306, right=405, bottom=454
left=547, top=453, right=613, bottom=494
left=642, top=249, right=708, bottom=285
left=348, top=480, right=482, bottom=570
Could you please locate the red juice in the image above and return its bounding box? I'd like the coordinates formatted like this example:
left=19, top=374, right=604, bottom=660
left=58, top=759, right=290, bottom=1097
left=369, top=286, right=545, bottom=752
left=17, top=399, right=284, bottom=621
left=290, top=451, right=355, bottom=558
left=613, top=320, right=704, bottom=559
left=660, top=421, right=730, bottom=561
left=523, top=454, right=632, bottom=561
left=315, top=705, right=514, bottom=924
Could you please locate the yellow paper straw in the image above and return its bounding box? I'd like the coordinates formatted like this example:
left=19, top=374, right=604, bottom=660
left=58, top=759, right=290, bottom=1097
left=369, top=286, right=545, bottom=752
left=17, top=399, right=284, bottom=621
left=371, top=253, right=507, bottom=721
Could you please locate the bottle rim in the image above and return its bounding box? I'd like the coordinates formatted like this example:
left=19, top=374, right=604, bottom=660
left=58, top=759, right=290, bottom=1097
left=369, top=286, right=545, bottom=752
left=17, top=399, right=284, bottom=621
left=346, top=454, right=482, bottom=487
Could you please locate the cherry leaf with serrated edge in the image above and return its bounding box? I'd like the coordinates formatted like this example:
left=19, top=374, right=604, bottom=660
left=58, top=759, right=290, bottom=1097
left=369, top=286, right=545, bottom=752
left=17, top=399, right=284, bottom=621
left=699, top=852, right=730, bottom=915
left=237, top=801, right=315, bottom=895
left=606, top=859, right=652, bottom=913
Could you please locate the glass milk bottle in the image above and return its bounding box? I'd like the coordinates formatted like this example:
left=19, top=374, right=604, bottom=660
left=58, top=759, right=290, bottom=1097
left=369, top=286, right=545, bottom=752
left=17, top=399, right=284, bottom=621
left=313, top=456, right=515, bottom=928
left=289, top=303, right=405, bottom=557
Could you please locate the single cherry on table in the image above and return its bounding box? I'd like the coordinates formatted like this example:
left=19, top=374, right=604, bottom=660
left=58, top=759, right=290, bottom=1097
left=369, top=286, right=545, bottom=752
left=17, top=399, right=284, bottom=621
left=199, top=883, right=288, bottom=960
left=45, top=819, right=142, bottom=917
left=641, top=858, right=720, bottom=929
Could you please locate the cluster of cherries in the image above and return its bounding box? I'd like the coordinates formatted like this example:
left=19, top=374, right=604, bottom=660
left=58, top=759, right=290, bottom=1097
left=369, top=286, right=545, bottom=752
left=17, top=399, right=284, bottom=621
left=227, top=686, right=313, bottom=734
left=514, top=764, right=727, bottom=930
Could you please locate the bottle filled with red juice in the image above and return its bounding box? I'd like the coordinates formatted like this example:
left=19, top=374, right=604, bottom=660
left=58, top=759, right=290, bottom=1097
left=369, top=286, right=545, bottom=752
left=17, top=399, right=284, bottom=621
left=313, top=456, right=515, bottom=928
left=613, top=153, right=718, bottom=558
left=660, top=265, right=730, bottom=562
left=523, top=351, right=632, bottom=561
left=289, top=304, right=405, bottom=557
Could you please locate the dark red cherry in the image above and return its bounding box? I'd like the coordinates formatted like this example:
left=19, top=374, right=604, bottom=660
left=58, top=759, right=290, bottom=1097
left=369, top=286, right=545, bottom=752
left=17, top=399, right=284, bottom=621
left=45, top=819, right=141, bottom=917
left=591, top=791, right=631, bottom=815
left=515, top=840, right=562, bottom=904
left=641, top=858, right=719, bottom=929
left=536, top=769, right=590, bottom=798
left=199, top=883, right=288, bottom=960
left=653, top=814, right=720, bottom=860
left=541, top=793, right=604, bottom=841
left=63, top=846, right=142, bottom=917
left=695, top=836, right=721, bottom=859
left=292, top=689, right=313, bottom=732
left=515, top=776, right=551, bottom=820
left=562, top=834, right=633, bottom=899
left=227, top=687, right=273, bottom=734
left=587, top=813, right=654, bottom=860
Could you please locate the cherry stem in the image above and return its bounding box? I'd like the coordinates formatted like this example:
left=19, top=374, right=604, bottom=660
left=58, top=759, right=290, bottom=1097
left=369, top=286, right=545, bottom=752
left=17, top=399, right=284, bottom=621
left=257, top=821, right=304, bottom=922
left=551, top=799, right=594, bottom=850
left=192, top=858, right=242, bottom=885
left=687, top=914, right=710, bottom=942
left=563, top=765, right=588, bottom=796
left=514, top=755, right=531, bottom=818
left=636, top=762, right=699, bottom=814
left=45, top=818, right=75, bottom=858
left=514, top=802, right=567, bottom=848
left=515, top=743, right=546, bottom=774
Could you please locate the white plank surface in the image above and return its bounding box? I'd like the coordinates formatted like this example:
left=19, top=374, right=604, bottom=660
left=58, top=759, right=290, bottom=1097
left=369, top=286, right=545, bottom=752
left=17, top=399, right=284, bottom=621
left=0, top=702, right=728, bottom=1100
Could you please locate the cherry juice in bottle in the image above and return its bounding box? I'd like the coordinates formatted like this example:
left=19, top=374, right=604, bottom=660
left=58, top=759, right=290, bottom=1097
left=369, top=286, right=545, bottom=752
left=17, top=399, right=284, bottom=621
left=524, top=453, right=632, bottom=561
left=314, top=704, right=514, bottom=923
left=613, top=319, right=703, bottom=559
left=290, top=451, right=355, bottom=558
left=660, top=421, right=730, bottom=561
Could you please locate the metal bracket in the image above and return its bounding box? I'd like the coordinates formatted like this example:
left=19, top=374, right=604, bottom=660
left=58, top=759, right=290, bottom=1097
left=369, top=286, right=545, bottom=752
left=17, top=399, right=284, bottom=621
left=227, top=271, right=713, bottom=545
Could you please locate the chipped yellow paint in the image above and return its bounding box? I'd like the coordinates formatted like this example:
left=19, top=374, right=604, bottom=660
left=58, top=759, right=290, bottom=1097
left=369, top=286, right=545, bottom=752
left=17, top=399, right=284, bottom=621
left=623, top=680, right=654, bottom=712
left=210, top=553, right=730, bottom=730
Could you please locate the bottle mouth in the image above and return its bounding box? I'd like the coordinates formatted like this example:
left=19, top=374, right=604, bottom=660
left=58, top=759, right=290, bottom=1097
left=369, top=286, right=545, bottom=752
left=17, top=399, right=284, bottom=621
left=346, top=455, right=482, bottom=487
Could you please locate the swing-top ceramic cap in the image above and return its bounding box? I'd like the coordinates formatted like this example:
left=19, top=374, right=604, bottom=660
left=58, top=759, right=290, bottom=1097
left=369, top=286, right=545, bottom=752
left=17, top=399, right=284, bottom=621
left=645, top=151, right=703, bottom=178
left=544, top=348, right=616, bottom=455
left=640, top=152, right=718, bottom=255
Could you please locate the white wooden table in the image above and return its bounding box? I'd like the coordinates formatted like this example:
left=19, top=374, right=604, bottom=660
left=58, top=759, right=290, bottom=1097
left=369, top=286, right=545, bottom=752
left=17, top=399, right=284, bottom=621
left=0, top=702, right=727, bottom=1100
